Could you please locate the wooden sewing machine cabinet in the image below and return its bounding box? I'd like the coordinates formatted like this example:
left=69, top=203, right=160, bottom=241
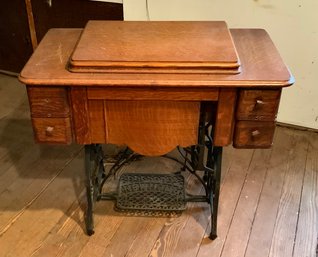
left=19, top=21, right=293, bottom=239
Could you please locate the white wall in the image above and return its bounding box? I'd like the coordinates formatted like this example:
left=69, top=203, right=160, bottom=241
left=124, top=0, right=318, bottom=129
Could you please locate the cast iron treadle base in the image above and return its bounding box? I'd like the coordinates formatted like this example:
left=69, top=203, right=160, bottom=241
left=116, top=173, right=186, bottom=213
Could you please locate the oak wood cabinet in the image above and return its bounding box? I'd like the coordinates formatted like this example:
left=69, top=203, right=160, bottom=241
left=19, top=22, right=294, bottom=238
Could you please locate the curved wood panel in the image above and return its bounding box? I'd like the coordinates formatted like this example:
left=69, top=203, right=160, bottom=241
left=104, top=101, right=200, bottom=156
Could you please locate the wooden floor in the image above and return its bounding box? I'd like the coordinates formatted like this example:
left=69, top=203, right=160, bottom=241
left=0, top=73, right=317, bottom=257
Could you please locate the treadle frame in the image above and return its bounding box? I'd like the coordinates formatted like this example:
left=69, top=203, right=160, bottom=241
left=84, top=104, right=223, bottom=240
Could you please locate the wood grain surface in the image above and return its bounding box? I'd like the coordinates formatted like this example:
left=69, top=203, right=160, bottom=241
left=70, top=87, right=90, bottom=144
left=292, top=132, right=318, bottom=257
left=31, top=117, right=72, bottom=144
left=87, top=87, right=219, bottom=101
left=27, top=86, right=69, bottom=118
left=68, top=66, right=241, bottom=75
left=220, top=147, right=273, bottom=257
left=70, top=21, right=239, bottom=70
left=233, top=121, right=276, bottom=148
left=236, top=89, right=281, bottom=121
left=268, top=129, right=308, bottom=257
left=88, top=100, right=106, bottom=143
left=103, top=100, right=200, bottom=156
left=197, top=149, right=255, bottom=257
left=19, top=26, right=293, bottom=151
left=213, top=88, right=237, bottom=146
left=243, top=128, right=295, bottom=257
left=19, top=29, right=293, bottom=87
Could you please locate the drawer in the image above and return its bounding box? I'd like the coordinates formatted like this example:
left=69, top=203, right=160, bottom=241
left=236, top=89, right=281, bottom=121
left=27, top=87, right=69, bottom=117
left=31, top=118, right=72, bottom=144
left=233, top=121, right=275, bottom=148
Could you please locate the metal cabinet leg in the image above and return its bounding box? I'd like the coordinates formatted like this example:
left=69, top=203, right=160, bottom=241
left=84, top=144, right=106, bottom=236
left=196, top=103, right=223, bottom=240
left=85, top=145, right=95, bottom=235
left=210, top=146, right=222, bottom=240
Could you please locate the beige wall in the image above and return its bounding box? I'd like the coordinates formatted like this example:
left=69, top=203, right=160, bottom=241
left=124, top=0, right=318, bottom=129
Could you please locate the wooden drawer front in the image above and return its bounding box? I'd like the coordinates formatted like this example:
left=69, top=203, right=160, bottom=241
left=233, top=121, right=275, bottom=148
left=236, top=89, right=281, bottom=121
left=27, top=87, right=69, bottom=117
left=32, top=118, right=72, bottom=144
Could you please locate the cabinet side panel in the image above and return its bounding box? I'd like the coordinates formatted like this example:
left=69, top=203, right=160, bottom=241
left=88, top=100, right=106, bottom=143
left=70, top=87, right=91, bottom=144
left=213, top=88, right=237, bottom=146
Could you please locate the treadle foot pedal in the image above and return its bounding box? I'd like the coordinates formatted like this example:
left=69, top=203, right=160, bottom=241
left=116, top=173, right=186, bottom=216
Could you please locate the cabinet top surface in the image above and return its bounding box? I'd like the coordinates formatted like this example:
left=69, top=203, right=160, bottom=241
left=20, top=26, right=294, bottom=88
left=69, top=21, right=239, bottom=70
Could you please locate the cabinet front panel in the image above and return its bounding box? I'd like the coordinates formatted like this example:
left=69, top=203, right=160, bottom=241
left=87, top=100, right=200, bottom=156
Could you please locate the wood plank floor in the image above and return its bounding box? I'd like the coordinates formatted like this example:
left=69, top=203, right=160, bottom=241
left=0, top=74, right=317, bottom=257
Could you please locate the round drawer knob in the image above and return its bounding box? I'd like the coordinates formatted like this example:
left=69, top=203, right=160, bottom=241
left=45, top=126, right=54, bottom=136
left=253, top=99, right=265, bottom=110
left=251, top=130, right=261, bottom=137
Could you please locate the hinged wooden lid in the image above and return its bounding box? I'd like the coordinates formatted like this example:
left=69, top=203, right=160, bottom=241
left=68, top=21, right=240, bottom=74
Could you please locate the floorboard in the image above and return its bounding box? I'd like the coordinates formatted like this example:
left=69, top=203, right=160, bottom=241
left=220, top=147, right=272, bottom=257
left=197, top=149, right=254, bottom=257
left=268, top=129, right=308, bottom=257
left=244, top=128, right=299, bottom=257
left=293, top=132, right=318, bottom=257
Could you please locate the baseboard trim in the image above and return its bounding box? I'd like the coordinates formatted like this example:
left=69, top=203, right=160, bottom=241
left=277, top=122, right=318, bottom=133
left=0, top=70, right=19, bottom=77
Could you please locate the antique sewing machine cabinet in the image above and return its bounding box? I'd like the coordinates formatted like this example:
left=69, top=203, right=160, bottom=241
left=19, top=21, right=294, bottom=239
